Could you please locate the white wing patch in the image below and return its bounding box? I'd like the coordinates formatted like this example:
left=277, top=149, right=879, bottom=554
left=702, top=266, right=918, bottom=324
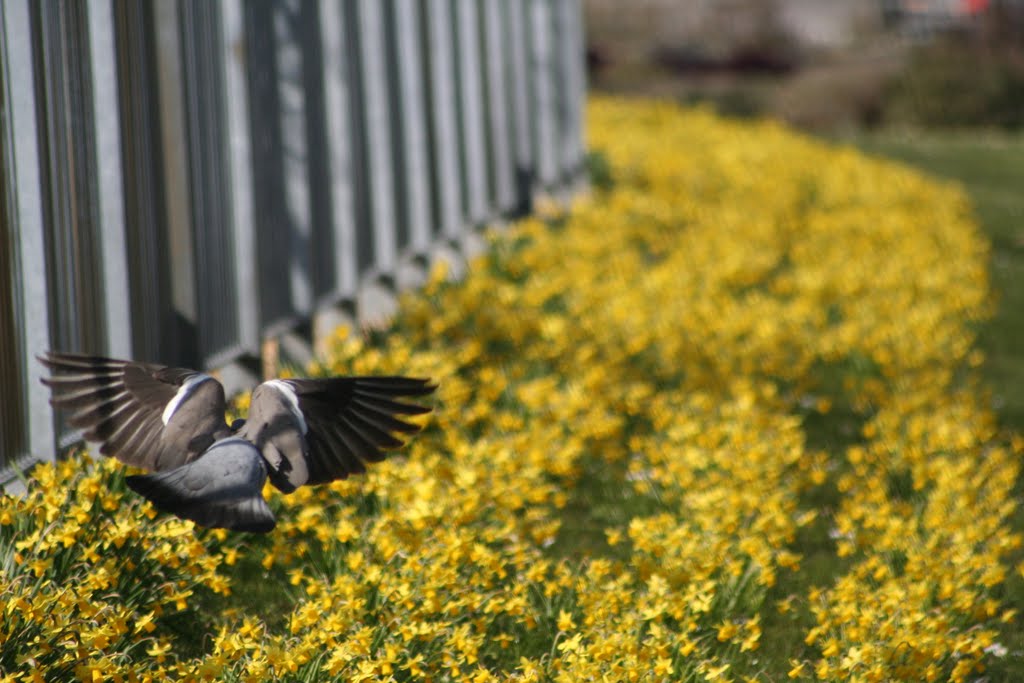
left=266, top=379, right=308, bottom=434
left=161, top=374, right=213, bottom=425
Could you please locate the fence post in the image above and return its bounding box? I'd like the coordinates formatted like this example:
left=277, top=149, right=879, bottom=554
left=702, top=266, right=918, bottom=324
left=424, top=0, right=463, bottom=243
left=530, top=0, right=559, bottom=190
left=273, top=0, right=314, bottom=324
left=87, top=0, right=133, bottom=359
left=310, top=0, right=359, bottom=353
left=392, top=0, right=432, bottom=258
left=1, top=0, right=55, bottom=467
left=507, top=1, right=534, bottom=213
left=153, top=0, right=199, bottom=361
left=354, top=0, right=397, bottom=277
left=455, top=0, right=490, bottom=226
left=220, top=0, right=259, bottom=360
left=316, top=0, right=358, bottom=302
left=557, top=0, right=587, bottom=187
left=482, top=0, right=517, bottom=215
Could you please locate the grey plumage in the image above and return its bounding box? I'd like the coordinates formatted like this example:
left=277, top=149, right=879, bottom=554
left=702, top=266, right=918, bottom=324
left=40, top=351, right=436, bottom=533
left=125, top=438, right=275, bottom=533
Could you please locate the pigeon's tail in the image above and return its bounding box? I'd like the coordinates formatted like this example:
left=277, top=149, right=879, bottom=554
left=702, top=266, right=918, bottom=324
left=127, top=467, right=276, bottom=533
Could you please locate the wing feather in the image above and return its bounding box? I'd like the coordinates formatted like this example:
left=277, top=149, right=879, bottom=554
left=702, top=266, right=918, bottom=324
left=244, top=375, right=435, bottom=489
left=307, top=427, right=366, bottom=481
left=348, top=403, right=423, bottom=434
left=338, top=413, right=401, bottom=456
left=350, top=394, right=431, bottom=417
left=334, top=414, right=385, bottom=463
left=39, top=352, right=230, bottom=471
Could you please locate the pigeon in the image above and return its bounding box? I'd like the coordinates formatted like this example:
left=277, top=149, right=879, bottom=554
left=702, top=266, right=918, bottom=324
left=39, top=351, right=435, bottom=533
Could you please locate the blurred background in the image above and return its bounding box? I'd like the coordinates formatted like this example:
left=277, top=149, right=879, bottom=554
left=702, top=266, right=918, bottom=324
left=585, top=0, right=1024, bottom=132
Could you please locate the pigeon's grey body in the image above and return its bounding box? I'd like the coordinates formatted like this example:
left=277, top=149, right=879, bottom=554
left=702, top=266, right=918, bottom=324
left=40, top=351, right=435, bottom=532
left=126, top=437, right=275, bottom=533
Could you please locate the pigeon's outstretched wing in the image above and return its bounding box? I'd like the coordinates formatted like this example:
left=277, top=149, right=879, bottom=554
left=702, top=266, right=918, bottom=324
left=126, top=437, right=275, bottom=532
left=239, top=376, right=435, bottom=491
left=39, top=351, right=230, bottom=471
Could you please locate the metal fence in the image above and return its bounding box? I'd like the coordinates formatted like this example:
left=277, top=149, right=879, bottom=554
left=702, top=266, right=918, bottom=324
left=0, top=0, right=587, bottom=479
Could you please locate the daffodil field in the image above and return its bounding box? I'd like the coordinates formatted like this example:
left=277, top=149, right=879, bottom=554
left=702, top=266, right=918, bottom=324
left=2, top=98, right=1021, bottom=682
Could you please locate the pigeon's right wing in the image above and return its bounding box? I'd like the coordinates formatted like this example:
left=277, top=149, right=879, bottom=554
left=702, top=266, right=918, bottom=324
left=241, top=376, right=435, bottom=491
left=290, top=376, right=436, bottom=485
left=126, top=437, right=275, bottom=532
left=39, top=352, right=230, bottom=471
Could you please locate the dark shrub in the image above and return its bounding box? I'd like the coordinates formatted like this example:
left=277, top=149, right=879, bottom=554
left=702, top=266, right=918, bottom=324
left=885, top=8, right=1024, bottom=129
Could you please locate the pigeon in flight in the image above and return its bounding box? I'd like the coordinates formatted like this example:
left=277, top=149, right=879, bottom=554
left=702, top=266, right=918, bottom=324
left=39, top=351, right=435, bottom=533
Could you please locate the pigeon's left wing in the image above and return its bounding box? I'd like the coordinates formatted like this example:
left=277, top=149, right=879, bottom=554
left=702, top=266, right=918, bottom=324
left=240, top=376, right=435, bottom=491
left=39, top=351, right=230, bottom=471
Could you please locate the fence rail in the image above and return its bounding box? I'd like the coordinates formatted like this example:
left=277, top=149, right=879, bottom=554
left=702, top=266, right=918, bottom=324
left=0, top=0, right=587, bottom=479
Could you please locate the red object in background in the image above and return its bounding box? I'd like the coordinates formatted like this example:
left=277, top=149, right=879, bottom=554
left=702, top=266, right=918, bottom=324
left=964, top=0, right=989, bottom=13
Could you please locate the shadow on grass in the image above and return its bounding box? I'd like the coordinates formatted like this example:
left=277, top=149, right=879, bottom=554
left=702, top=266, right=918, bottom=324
left=548, top=452, right=662, bottom=564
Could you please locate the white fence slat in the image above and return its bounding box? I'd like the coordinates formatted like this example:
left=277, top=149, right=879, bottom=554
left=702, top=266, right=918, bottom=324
left=530, top=0, right=558, bottom=188
left=318, top=0, right=359, bottom=295
left=220, top=0, right=260, bottom=349
left=393, top=0, right=432, bottom=252
left=507, top=1, right=533, bottom=205
left=154, top=0, right=198, bottom=325
left=274, top=0, right=314, bottom=316
left=558, top=0, right=586, bottom=182
left=425, top=0, right=463, bottom=239
left=2, top=0, right=55, bottom=462
left=86, top=0, right=133, bottom=359
left=483, top=0, right=516, bottom=213
left=455, top=0, right=490, bottom=224
left=356, top=0, right=397, bottom=273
